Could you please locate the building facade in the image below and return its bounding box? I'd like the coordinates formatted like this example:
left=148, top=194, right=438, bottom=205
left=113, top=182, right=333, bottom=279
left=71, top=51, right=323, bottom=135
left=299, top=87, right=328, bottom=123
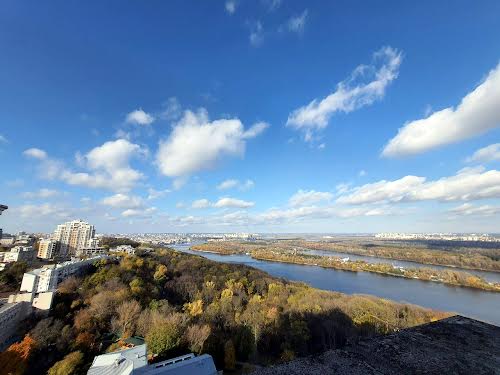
left=53, top=220, right=96, bottom=256
left=2, top=246, right=35, bottom=263
left=0, top=299, right=31, bottom=350
left=38, top=239, right=57, bottom=259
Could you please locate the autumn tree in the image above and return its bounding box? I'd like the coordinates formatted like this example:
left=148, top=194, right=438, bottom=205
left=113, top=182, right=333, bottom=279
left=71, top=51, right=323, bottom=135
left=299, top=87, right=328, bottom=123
left=185, top=324, right=211, bottom=354
left=47, top=351, right=84, bottom=375
left=0, top=335, right=36, bottom=375
left=111, top=299, right=142, bottom=337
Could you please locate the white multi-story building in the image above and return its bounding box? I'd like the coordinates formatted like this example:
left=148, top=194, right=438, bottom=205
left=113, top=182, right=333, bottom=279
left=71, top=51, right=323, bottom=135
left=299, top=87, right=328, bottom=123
left=37, top=239, right=57, bottom=259
left=53, top=220, right=96, bottom=256
left=110, top=244, right=136, bottom=255
left=19, top=255, right=108, bottom=294
left=0, top=299, right=31, bottom=350
left=2, top=246, right=35, bottom=263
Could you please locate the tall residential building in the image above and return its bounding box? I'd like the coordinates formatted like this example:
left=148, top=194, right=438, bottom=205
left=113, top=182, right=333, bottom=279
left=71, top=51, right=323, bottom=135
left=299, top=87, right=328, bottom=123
left=38, top=239, right=57, bottom=259
left=0, top=204, right=7, bottom=240
left=52, top=220, right=95, bottom=256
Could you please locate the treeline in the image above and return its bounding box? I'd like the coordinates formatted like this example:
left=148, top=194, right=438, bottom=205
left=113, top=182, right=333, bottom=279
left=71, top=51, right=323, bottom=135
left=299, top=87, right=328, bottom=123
left=288, top=240, right=500, bottom=272
left=251, top=250, right=500, bottom=293
left=0, top=249, right=448, bottom=374
left=99, top=236, right=141, bottom=249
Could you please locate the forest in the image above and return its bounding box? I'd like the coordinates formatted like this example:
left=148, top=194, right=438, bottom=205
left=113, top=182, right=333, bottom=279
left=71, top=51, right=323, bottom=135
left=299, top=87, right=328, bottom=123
left=0, top=248, right=449, bottom=374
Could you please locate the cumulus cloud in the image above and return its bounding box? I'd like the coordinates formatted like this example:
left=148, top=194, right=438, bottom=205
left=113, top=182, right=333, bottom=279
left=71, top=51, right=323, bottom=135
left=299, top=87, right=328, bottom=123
left=101, top=193, right=144, bottom=209
left=213, top=197, right=255, bottom=209
left=125, top=109, right=155, bottom=125
left=287, top=10, right=308, bottom=34
left=23, top=148, right=48, bottom=160
left=289, top=189, right=333, bottom=207
left=383, top=63, right=500, bottom=157
left=466, top=143, right=500, bottom=164
left=156, top=109, right=268, bottom=183
left=191, top=197, right=255, bottom=209
left=217, top=179, right=255, bottom=191
left=14, top=203, right=72, bottom=219
left=26, top=139, right=146, bottom=192
left=337, top=166, right=500, bottom=205
left=22, top=189, right=60, bottom=199
left=287, top=46, right=402, bottom=142
left=122, top=207, right=157, bottom=218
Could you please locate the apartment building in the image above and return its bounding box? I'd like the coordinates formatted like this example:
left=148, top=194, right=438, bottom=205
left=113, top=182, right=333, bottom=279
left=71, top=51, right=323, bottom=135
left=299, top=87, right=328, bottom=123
left=53, top=220, right=96, bottom=256
left=37, top=239, right=57, bottom=259
left=0, top=299, right=31, bottom=350
left=1, top=246, right=35, bottom=263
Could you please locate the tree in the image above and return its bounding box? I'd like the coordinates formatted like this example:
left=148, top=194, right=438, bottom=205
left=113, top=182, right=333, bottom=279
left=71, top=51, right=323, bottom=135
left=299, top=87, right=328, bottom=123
left=111, top=299, right=142, bottom=337
left=224, top=340, right=236, bottom=371
left=185, top=324, right=211, bottom=354
left=146, top=322, right=182, bottom=357
left=154, top=264, right=168, bottom=282
left=30, top=318, right=64, bottom=349
left=47, top=351, right=84, bottom=375
left=184, top=299, right=203, bottom=317
left=0, top=335, right=36, bottom=375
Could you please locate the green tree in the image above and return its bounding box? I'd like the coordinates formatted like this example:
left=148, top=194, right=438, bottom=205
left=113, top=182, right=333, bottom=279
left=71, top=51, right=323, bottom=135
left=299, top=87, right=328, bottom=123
left=47, top=351, right=84, bottom=375
left=146, top=322, right=182, bottom=356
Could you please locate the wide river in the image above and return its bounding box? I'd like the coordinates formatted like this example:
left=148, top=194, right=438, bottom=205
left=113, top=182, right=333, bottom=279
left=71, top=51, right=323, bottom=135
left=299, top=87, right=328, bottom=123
left=171, top=244, right=500, bottom=326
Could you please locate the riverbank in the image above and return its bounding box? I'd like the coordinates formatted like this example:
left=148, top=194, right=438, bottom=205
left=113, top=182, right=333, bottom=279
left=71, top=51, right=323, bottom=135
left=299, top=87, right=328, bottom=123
left=190, top=243, right=500, bottom=292
left=288, top=240, right=500, bottom=273
left=252, top=251, right=500, bottom=293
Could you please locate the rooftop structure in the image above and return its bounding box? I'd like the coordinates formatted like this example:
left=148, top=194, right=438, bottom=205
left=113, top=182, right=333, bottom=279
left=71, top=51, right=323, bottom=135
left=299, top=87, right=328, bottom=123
left=87, top=344, right=217, bottom=375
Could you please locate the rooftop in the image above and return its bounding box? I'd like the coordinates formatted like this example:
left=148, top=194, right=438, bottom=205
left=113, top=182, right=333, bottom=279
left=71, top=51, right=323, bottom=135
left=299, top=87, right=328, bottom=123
left=251, top=316, right=500, bottom=375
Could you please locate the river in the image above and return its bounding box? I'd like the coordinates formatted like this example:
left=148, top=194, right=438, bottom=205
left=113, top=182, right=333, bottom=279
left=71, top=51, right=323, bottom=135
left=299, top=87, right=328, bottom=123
left=171, top=243, right=500, bottom=326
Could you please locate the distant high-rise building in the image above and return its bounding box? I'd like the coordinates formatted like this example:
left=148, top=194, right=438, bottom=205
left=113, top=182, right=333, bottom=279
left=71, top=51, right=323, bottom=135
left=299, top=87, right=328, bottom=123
left=37, top=239, right=57, bottom=259
left=0, top=204, right=7, bottom=240
left=52, top=220, right=95, bottom=256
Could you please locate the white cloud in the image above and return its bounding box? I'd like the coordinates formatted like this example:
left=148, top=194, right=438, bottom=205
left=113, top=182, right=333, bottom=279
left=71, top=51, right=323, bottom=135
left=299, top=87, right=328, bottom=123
left=23, top=148, right=48, bottom=160
left=192, top=199, right=211, bottom=209
left=217, top=179, right=255, bottom=191
left=0, top=134, right=7, bottom=143
left=449, top=203, right=500, bottom=217
left=250, top=21, right=264, bottom=47
left=101, top=193, right=144, bottom=209
left=160, top=97, right=181, bottom=121
left=156, top=109, right=267, bottom=181
left=225, top=0, right=236, bottom=14
left=22, top=189, right=60, bottom=199
left=358, top=170, right=367, bottom=177
left=27, top=139, right=146, bottom=192
left=213, top=197, right=255, bottom=209
left=466, top=143, right=500, bottom=164
left=122, top=207, right=157, bottom=218
left=147, top=188, right=171, bottom=200
left=14, top=203, right=71, bottom=219
left=287, top=10, right=308, bottom=34
left=382, top=63, right=500, bottom=157
left=126, top=109, right=155, bottom=125
left=337, top=166, right=500, bottom=205
left=262, top=0, right=281, bottom=11
left=289, top=189, right=333, bottom=207
left=287, top=46, right=402, bottom=142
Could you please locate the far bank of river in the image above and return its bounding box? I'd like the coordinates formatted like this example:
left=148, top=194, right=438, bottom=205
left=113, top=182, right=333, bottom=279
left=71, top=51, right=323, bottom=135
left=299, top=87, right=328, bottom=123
left=171, top=243, right=500, bottom=326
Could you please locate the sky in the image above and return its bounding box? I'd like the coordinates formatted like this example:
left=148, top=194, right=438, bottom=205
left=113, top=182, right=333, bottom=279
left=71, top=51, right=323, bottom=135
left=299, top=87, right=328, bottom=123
left=1, top=0, right=500, bottom=234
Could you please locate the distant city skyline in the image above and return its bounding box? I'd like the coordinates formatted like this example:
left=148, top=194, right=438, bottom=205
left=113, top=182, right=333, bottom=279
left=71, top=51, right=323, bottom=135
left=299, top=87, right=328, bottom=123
left=1, top=1, right=500, bottom=233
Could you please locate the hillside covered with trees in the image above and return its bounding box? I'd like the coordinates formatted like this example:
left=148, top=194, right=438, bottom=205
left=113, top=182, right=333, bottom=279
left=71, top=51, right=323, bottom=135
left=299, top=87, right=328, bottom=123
left=0, top=248, right=449, bottom=374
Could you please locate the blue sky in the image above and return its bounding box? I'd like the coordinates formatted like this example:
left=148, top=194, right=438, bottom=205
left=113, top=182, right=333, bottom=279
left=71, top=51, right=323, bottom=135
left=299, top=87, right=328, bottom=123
left=1, top=0, right=500, bottom=234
